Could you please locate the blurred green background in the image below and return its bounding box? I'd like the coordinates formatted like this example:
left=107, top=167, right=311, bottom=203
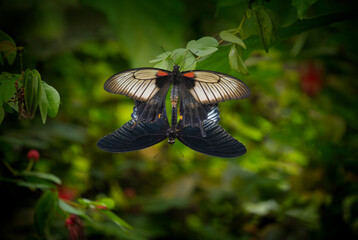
left=1, top=0, right=358, bottom=239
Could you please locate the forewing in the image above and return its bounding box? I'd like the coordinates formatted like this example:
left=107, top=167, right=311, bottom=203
left=177, top=118, right=247, bottom=158
left=104, top=68, right=171, bottom=101
left=97, top=106, right=169, bottom=153
left=181, top=70, right=251, bottom=104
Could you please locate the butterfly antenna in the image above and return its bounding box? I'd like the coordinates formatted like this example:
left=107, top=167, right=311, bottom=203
left=184, top=50, right=199, bottom=71
left=153, top=148, right=162, bottom=159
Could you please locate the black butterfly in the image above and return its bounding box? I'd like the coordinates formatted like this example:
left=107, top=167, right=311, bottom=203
left=104, top=65, right=250, bottom=131
left=97, top=105, right=247, bottom=158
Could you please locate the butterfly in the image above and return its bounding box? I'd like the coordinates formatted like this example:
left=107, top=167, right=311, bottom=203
left=104, top=65, right=251, bottom=133
left=97, top=104, right=247, bottom=158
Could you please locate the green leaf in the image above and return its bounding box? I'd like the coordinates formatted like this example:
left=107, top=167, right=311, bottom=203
left=182, top=51, right=196, bottom=71
left=32, top=70, right=42, bottom=115
left=99, top=198, right=115, bottom=209
left=58, top=200, right=92, bottom=222
left=20, top=171, right=62, bottom=185
left=229, top=44, right=249, bottom=75
left=292, top=0, right=319, bottom=19
left=0, top=31, right=17, bottom=65
left=34, top=191, right=58, bottom=236
left=154, top=59, right=172, bottom=70
left=101, top=210, right=132, bottom=230
left=16, top=180, right=56, bottom=190
left=41, top=82, right=60, bottom=117
left=0, top=105, right=4, bottom=124
left=186, top=37, right=218, bottom=57
left=39, top=84, right=49, bottom=124
left=149, top=51, right=172, bottom=63
left=171, top=48, right=187, bottom=65
left=7, top=101, right=18, bottom=112
left=0, top=72, right=19, bottom=103
left=24, top=69, right=34, bottom=114
left=219, top=31, right=246, bottom=49
left=253, top=7, right=273, bottom=53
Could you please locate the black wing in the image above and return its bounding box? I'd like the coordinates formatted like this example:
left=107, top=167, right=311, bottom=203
left=178, top=83, right=213, bottom=127
left=177, top=106, right=247, bottom=158
left=97, top=106, right=169, bottom=153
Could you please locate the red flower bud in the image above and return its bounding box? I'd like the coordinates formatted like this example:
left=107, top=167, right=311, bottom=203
left=27, top=149, right=40, bottom=161
left=65, top=215, right=86, bottom=240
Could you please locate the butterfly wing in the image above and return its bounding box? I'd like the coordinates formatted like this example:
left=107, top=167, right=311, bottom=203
left=104, top=68, right=171, bottom=123
left=177, top=106, right=247, bottom=158
left=104, top=68, right=171, bottom=102
left=181, top=70, right=251, bottom=104
left=178, top=83, right=214, bottom=127
left=97, top=106, right=169, bottom=153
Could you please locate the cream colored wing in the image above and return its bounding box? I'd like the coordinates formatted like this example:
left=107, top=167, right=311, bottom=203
left=104, top=68, right=170, bottom=101
left=181, top=70, right=251, bottom=104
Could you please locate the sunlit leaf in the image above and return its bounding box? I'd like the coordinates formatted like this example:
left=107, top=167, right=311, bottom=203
left=292, top=0, right=319, bottom=19
left=187, top=37, right=219, bottom=57
left=154, top=59, right=172, bottom=70
left=34, top=191, right=58, bottom=236
left=41, top=82, right=60, bottom=117
left=58, top=199, right=92, bottom=222
left=149, top=51, right=172, bottom=63
left=220, top=30, right=246, bottom=49
left=99, top=198, right=115, bottom=209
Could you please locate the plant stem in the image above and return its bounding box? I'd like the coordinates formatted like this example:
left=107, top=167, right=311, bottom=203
left=26, top=159, right=34, bottom=171
left=236, top=13, right=247, bottom=35
left=2, top=160, right=17, bottom=176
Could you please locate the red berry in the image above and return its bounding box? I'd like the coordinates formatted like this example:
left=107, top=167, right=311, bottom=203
left=27, top=149, right=40, bottom=161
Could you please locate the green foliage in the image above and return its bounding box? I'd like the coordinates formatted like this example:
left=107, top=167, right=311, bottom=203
left=39, top=81, right=60, bottom=123
left=1, top=0, right=358, bottom=239
left=253, top=7, right=274, bottom=53
left=0, top=30, right=17, bottom=65
left=292, top=0, right=320, bottom=19
left=0, top=34, right=60, bottom=124
left=220, top=30, right=246, bottom=49
left=34, top=191, right=58, bottom=236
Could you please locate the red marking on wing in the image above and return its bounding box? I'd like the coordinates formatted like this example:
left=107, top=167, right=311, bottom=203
left=183, top=72, right=195, bottom=78
left=157, top=70, right=169, bottom=76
